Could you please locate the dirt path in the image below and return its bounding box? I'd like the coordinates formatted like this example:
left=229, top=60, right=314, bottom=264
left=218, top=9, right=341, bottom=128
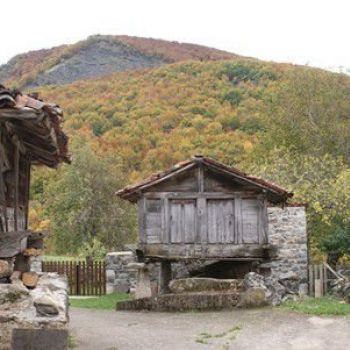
left=70, top=307, right=350, bottom=350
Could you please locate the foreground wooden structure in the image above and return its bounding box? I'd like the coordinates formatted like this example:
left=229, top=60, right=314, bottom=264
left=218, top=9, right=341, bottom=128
left=0, top=85, right=68, bottom=268
left=117, top=155, right=293, bottom=292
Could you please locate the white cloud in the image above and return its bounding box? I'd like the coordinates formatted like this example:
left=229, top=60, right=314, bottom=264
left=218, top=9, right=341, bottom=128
left=1, top=0, right=349, bottom=68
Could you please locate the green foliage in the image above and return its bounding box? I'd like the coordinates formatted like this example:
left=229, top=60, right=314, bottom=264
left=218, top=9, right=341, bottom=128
left=70, top=293, right=130, bottom=309
left=240, top=117, right=265, bottom=134
left=44, top=140, right=137, bottom=254
left=282, top=297, right=350, bottom=316
left=220, top=115, right=241, bottom=131
left=244, top=148, right=350, bottom=260
left=319, top=223, right=350, bottom=257
left=78, top=238, right=108, bottom=260
left=223, top=88, right=242, bottom=106
left=219, top=62, right=277, bottom=85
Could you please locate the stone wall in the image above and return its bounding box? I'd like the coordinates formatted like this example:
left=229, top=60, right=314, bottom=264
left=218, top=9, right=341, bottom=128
left=106, top=252, right=138, bottom=293
left=267, top=206, right=308, bottom=290
left=0, top=272, right=69, bottom=349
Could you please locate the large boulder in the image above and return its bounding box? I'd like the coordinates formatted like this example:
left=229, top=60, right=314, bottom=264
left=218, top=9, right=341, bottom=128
left=34, top=295, right=59, bottom=316
left=169, top=278, right=243, bottom=294
left=237, top=287, right=269, bottom=308
left=241, top=272, right=289, bottom=306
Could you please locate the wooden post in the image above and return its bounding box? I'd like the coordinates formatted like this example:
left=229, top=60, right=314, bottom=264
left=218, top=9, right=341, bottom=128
left=314, top=264, right=323, bottom=297
left=308, top=265, right=314, bottom=296
left=13, top=143, right=19, bottom=231
left=323, top=264, right=328, bottom=295
left=159, top=260, right=172, bottom=294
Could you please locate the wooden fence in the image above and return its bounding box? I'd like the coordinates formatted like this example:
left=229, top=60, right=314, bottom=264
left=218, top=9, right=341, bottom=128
left=308, top=262, right=342, bottom=297
left=42, top=260, right=106, bottom=296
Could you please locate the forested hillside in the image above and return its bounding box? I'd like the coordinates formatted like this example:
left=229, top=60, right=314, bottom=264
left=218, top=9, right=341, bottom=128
left=3, top=37, right=350, bottom=261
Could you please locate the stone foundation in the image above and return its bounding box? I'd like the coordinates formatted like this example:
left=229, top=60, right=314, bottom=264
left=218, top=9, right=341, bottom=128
left=0, top=273, right=69, bottom=349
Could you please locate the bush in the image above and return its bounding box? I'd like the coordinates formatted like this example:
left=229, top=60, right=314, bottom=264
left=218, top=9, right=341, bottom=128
left=221, top=115, right=241, bottom=131
left=223, top=89, right=242, bottom=106
left=78, top=238, right=107, bottom=260
left=240, top=117, right=265, bottom=134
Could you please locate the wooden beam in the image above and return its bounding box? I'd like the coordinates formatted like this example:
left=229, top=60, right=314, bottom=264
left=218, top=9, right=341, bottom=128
left=140, top=243, right=276, bottom=259
left=0, top=130, right=8, bottom=232
left=14, top=142, right=20, bottom=231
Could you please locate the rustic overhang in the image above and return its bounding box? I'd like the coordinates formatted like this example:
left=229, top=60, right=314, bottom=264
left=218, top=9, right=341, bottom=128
left=0, top=85, right=69, bottom=168
left=116, top=156, right=293, bottom=204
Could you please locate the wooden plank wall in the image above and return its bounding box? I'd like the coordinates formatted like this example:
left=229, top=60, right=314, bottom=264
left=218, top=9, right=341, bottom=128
left=140, top=193, right=266, bottom=245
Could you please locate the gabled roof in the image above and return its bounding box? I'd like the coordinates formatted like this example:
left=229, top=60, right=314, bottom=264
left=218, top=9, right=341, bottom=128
left=116, top=155, right=293, bottom=203
left=0, top=85, right=69, bottom=167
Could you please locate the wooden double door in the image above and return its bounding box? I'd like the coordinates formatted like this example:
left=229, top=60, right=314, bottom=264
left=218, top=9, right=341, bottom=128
left=167, top=197, right=262, bottom=244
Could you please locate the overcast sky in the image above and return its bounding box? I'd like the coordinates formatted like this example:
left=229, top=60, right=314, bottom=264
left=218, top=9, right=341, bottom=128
left=1, top=0, right=349, bottom=69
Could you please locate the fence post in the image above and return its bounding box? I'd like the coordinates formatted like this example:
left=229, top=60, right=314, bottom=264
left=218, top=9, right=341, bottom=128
left=309, top=265, right=314, bottom=296
left=76, top=262, right=81, bottom=296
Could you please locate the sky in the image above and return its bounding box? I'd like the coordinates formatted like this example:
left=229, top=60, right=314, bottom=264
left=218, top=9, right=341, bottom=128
left=1, top=0, right=349, bottom=69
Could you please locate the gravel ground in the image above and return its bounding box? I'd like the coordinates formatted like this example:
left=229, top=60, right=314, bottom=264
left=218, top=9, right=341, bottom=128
left=70, top=307, right=350, bottom=350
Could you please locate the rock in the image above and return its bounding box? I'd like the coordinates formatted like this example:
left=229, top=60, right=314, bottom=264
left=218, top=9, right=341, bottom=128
left=0, top=277, right=9, bottom=283
left=36, top=273, right=68, bottom=292
left=113, top=280, right=130, bottom=293
left=22, top=272, right=39, bottom=288
left=169, top=278, right=243, bottom=294
left=34, top=295, right=59, bottom=316
left=237, top=287, right=269, bottom=308
left=127, top=262, right=145, bottom=270
left=106, top=270, right=115, bottom=283
left=298, top=283, right=309, bottom=297
left=0, top=259, right=11, bottom=278
left=243, top=272, right=266, bottom=289
left=278, top=272, right=299, bottom=281
left=265, top=277, right=286, bottom=306
left=10, top=270, right=22, bottom=282
left=106, top=251, right=134, bottom=265
left=0, top=283, right=29, bottom=304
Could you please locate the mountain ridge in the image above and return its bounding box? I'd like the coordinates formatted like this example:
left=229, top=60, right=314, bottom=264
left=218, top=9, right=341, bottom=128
left=0, top=35, right=241, bottom=89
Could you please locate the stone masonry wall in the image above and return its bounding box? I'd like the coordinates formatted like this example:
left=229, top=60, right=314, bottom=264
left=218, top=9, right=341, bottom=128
left=267, top=206, right=308, bottom=287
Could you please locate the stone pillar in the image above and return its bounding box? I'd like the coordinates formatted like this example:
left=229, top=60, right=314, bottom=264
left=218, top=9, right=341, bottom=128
left=128, top=263, right=152, bottom=299
left=267, top=206, right=308, bottom=291
left=159, top=260, right=172, bottom=294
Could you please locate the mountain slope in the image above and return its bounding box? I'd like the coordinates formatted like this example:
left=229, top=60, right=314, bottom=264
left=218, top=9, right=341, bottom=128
left=36, top=58, right=350, bottom=177
left=0, top=35, right=240, bottom=88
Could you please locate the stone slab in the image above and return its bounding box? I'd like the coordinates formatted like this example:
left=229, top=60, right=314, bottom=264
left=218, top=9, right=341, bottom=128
left=116, top=292, right=239, bottom=312
left=11, top=329, right=68, bottom=350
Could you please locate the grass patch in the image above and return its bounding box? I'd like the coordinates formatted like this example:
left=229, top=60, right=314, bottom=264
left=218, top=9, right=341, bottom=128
left=42, top=255, right=80, bottom=262
left=70, top=293, right=130, bottom=310
left=68, top=334, right=77, bottom=349
left=282, top=297, right=350, bottom=316
left=195, top=324, right=242, bottom=346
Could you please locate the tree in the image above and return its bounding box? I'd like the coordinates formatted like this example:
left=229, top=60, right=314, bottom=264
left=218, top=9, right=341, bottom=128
left=44, top=140, right=137, bottom=254
left=319, top=222, right=350, bottom=268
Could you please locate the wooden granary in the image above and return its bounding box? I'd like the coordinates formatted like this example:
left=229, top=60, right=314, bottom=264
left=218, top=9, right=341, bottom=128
left=117, top=156, right=293, bottom=291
